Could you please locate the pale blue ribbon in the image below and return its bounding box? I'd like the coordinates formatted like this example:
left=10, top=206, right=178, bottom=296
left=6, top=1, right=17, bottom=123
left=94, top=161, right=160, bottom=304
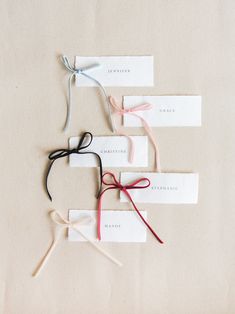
left=61, top=55, right=115, bottom=132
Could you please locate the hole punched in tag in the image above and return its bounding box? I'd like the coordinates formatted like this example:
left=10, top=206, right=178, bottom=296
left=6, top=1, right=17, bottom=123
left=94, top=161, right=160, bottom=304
left=45, top=131, right=103, bottom=201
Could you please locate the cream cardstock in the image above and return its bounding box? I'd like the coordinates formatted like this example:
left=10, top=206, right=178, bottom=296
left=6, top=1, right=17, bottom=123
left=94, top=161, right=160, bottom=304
left=68, top=210, right=147, bottom=242
left=123, top=96, right=201, bottom=127
left=75, top=56, right=154, bottom=86
left=120, top=172, right=199, bottom=204
left=69, top=136, right=148, bottom=167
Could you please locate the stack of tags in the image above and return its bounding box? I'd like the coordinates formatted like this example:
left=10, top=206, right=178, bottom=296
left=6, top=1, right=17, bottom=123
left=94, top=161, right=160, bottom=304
left=33, top=55, right=201, bottom=277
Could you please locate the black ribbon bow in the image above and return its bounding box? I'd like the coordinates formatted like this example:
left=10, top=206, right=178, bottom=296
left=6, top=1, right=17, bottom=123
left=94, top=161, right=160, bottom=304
left=45, top=132, right=103, bottom=201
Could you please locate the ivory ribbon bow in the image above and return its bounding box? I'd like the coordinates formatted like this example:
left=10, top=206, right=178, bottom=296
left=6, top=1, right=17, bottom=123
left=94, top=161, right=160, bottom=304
left=61, top=56, right=115, bottom=132
left=109, top=96, right=161, bottom=172
left=32, top=210, right=122, bottom=277
left=97, top=172, right=163, bottom=244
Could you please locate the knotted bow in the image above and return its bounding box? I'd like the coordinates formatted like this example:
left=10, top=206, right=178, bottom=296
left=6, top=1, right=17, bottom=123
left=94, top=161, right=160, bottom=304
left=61, top=55, right=115, bottom=132
left=32, top=210, right=122, bottom=277
left=97, top=172, right=163, bottom=244
left=110, top=96, right=161, bottom=172
left=45, top=132, right=103, bottom=201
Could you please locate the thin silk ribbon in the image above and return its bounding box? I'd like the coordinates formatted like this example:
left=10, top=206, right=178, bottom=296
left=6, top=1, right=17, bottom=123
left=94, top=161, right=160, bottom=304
left=109, top=96, right=161, bottom=172
left=97, top=172, right=163, bottom=244
left=61, top=55, right=115, bottom=132
left=45, top=131, right=103, bottom=201
left=32, top=210, right=122, bottom=277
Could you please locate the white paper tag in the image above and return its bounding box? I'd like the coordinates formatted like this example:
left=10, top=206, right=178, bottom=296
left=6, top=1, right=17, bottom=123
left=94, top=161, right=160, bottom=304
left=69, top=136, right=148, bottom=168
left=123, top=96, right=201, bottom=127
left=120, top=172, right=199, bottom=204
left=68, top=210, right=147, bottom=242
left=75, top=56, right=154, bottom=87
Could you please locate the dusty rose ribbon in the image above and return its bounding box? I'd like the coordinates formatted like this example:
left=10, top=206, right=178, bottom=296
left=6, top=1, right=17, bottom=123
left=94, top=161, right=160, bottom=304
left=109, top=96, right=161, bottom=172
left=32, top=210, right=122, bottom=277
left=97, top=172, right=163, bottom=244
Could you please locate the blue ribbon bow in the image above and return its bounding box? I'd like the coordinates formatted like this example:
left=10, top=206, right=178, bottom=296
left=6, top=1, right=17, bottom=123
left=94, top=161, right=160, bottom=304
left=61, top=55, right=114, bottom=132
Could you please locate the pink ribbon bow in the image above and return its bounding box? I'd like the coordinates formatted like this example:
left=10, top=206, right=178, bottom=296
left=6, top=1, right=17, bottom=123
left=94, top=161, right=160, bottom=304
left=109, top=96, right=161, bottom=172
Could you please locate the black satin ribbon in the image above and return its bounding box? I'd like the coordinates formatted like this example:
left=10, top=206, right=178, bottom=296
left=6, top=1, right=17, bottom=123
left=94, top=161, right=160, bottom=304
left=45, top=132, right=103, bottom=201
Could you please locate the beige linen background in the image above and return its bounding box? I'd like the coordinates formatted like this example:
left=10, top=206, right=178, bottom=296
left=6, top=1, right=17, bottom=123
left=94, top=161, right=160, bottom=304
left=0, top=0, right=235, bottom=313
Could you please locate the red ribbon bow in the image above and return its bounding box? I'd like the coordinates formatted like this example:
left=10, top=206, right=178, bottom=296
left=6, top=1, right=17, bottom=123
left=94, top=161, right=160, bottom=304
left=97, top=172, right=163, bottom=244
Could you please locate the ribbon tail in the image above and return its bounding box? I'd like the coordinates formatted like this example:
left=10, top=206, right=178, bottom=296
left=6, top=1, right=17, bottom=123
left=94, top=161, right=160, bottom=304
left=32, top=225, right=63, bottom=278
left=32, top=238, right=58, bottom=278
left=63, top=73, right=75, bottom=132
left=106, top=97, right=116, bottom=133
left=108, top=96, right=120, bottom=133
left=97, top=195, right=102, bottom=241
left=81, top=72, right=115, bottom=132
left=117, top=133, right=134, bottom=163
left=93, top=153, right=103, bottom=198
left=71, top=226, right=122, bottom=267
left=140, top=117, right=161, bottom=173
left=124, top=190, right=164, bottom=244
left=45, top=160, right=55, bottom=201
left=127, top=135, right=134, bottom=164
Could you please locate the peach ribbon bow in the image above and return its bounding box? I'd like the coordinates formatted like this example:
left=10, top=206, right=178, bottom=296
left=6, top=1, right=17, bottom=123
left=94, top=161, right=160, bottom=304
left=32, top=210, right=122, bottom=277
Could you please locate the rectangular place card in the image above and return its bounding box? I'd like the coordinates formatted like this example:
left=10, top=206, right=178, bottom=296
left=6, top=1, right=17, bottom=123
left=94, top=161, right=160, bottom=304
left=69, top=136, right=148, bottom=168
left=123, top=96, right=201, bottom=127
left=75, top=56, right=154, bottom=87
left=120, top=172, right=199, bottom=204
left=68, top=210, right=147, bottom=242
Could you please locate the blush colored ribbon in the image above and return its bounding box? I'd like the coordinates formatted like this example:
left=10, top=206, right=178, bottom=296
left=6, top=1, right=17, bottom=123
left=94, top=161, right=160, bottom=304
left=97, top=172, right=163, bottom=244
left=61, top=55, right=115, bottom=132
left=45, top=131, right=103, bottom=201
left=109, top=96, right=161, bottom=172
left=32, top=210, right=122, bottom=277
